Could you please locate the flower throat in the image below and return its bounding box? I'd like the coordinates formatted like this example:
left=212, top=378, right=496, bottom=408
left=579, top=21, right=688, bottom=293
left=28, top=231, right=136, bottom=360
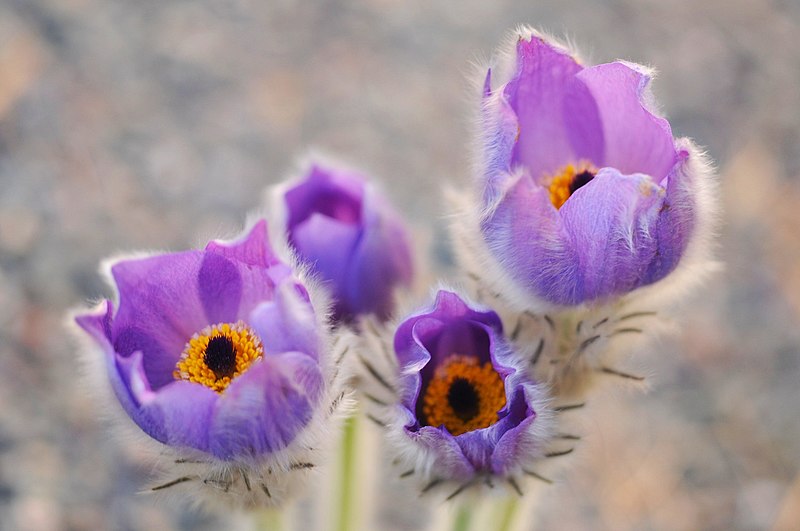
left=547, top=162, right=597, bottom=209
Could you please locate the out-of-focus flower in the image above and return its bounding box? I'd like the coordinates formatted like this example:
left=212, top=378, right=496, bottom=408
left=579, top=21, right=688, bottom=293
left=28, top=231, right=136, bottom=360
left=281, top=162, right=413, bottom=323
left=75, top=220, right=346, bottom=508
left=362, top=289, right=553, bottom=496
left=468, top=30, right=716, bottom=308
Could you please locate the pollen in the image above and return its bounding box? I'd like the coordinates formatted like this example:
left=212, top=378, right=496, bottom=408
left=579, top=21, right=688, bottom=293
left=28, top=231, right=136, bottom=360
left=173, top=321, right=264, bottom=393
left=422, top=355, right=507, bottom=436
left=546, top=161, right=597, bottom=209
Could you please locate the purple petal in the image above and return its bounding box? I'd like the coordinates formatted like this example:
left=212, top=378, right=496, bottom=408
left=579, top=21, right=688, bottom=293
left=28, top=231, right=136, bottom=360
left=249, top=279, right=319, bottom=360
left=559, top=167, right=665, bottom=300
left=643, top=149, right=696, bottom=283
left=576, top=62, right=677, bottom=180
left=290, top=212, right=361, bottom=301
left=285, top=165, right=364, bottom=230
left=110, top=252, right=209, bottom=389
left=481, top=174, right=581, bottom=305
left=403, top=426, right=476, bottom=481
left=209, top=352, right=323, bottom=459
left=198, top=252, right=242, bottom=325
left=76, top=302, right=149, bottom=430
left=342, top=192, right=413, bottom=320
left=505, top=36, right=603, bottom=179
left=139, top=380, right=218, bottom=452
left=205, top=219, right=280, bottom=268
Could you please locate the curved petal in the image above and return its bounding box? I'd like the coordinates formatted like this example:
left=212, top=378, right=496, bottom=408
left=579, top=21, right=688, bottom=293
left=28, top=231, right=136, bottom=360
left=76, top=301, right=151, bottom=433
left=285, top=165, right=364, bottom=230
left=643, top=148, right=696, bottom=283
left=504, top=36, right=603, bottom=179
left=110, top=251, right=209, bottom=389
left=140, top=380, right=218, bottom=453
left=249, top=279, right=320, bottom=360
left=208, top=352, right=323, bottom=460
left=343, top=189, right=413, bottom=320
left=205, top=219, right=280, bottom=268
left=576, top=61, right=678, bottom=180
left=481, top=79, right=521, bottom=204
left=559, top=167, right=666, bottom=301
left=490, top=388, right=538, bottom=474
left=481, top=174, right=581, bottom=305
left=290, top=212, right=361, bottom=307
left=402, top=425, right=476, bottom=481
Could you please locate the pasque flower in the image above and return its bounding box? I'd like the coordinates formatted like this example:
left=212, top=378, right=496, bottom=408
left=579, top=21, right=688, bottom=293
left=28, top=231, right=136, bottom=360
left=75, top=220, right=342, bottom=507
left=473, top=30, right=715, bottom=307
left=366, top=289, right=552, bottom=493
left=282, top=162, right=413, bottom=323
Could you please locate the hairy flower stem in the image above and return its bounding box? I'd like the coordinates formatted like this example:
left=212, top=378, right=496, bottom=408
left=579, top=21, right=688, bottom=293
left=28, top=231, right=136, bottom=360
left=336, top=414, right=358, bottom=531
left=495, top=496, right=520, bottom=531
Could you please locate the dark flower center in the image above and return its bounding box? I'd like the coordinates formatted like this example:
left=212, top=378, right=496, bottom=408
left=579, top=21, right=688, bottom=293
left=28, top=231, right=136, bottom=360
left=547, top=163, right=598, bottom=209
left=569, top=170, right=595, bottom=195
left=204, top=336, right=237, bottom=379
left=421, top=354, right=506, bottom=436
left=447, top=378, right=481, bottom=422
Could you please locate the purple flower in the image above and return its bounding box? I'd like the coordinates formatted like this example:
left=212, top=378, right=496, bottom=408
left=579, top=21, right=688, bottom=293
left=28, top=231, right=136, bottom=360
left=477, top=32, right=711, bottom=307
left=388, top=290, right=551, bottom=483
left=283, top=163, right=413, bottom=322
left=75, top=220, right=325, bottom=462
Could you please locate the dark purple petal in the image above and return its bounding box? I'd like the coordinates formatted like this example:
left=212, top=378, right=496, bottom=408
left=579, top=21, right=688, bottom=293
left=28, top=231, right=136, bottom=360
left=209, top=352, right=323, bottom=459
left=285, top=164, right=413, bottom=322
left=505, top=36, right=602, bottom=179
left=285, top=165, right=364, bottom=231
left=394, top=291, right=542, bottom=476
left=342, top=192, right=413, bottom=320
left=249, top=279, right=319, bottom=360
left=559, top=167, right=665, bottom=300
left=576, top=62, right=677, bottom=180
left=198, top=252, right=242, bottom=325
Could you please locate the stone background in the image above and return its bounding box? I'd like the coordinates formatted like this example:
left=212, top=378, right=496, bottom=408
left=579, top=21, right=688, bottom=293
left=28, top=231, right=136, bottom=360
left=1, top=0, right=799, bottom=529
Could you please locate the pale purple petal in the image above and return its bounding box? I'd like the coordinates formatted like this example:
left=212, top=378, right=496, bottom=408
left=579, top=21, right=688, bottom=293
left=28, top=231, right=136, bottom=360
left=576, top=62, right=677, bottom=180
left=249, top=280, right=319, bottom=360
left=559, top=167, right=665, bottom=300
left=481, top=174, right=581, bottom=305
left=505, top=36, right=603, bottom=179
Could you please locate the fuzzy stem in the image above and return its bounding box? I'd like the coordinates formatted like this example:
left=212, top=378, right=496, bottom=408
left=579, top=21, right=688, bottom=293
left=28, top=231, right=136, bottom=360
left=336, top=414, right=358, bottom=531
left=496, top=496, right=520, bottom=531
left=452, top=504, right=472, bottom=531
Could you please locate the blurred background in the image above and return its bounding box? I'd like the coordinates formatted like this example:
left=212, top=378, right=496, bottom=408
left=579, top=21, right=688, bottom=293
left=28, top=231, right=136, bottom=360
left=1, top=0, right=799, bottom=529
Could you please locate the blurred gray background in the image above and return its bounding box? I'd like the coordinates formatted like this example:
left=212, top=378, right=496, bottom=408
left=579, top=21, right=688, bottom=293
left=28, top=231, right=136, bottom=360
left=1, top=0, right=799, bottom=529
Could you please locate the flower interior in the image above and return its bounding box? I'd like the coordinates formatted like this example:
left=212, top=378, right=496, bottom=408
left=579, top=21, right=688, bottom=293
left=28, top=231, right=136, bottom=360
left=174, top=321, right=264, bottom=393
left=421, top=355, right=507, bottom=436
left=546, top=161, right=598, bottom=209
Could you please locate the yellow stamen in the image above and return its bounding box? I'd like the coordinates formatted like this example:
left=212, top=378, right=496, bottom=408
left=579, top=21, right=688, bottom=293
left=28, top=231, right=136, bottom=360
left=422, top=355, right=506, bottom=436
left=173, top=321, right=264, bottom=393
left=546, top=161, right=597, bottom=209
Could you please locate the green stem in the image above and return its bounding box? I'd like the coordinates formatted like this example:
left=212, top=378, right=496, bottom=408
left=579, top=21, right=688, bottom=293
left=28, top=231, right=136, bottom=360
left=336, top=414, right=358, bottom=531
left=452, top=504, right=472, bottom=531
left=496, top=496, right=520, bottom=531
left=256, top=507, right=283, bottom=531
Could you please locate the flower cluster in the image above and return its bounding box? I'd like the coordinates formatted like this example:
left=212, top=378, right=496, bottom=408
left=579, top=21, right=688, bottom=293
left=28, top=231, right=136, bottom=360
left=72, top=27, right=716, bottom=525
